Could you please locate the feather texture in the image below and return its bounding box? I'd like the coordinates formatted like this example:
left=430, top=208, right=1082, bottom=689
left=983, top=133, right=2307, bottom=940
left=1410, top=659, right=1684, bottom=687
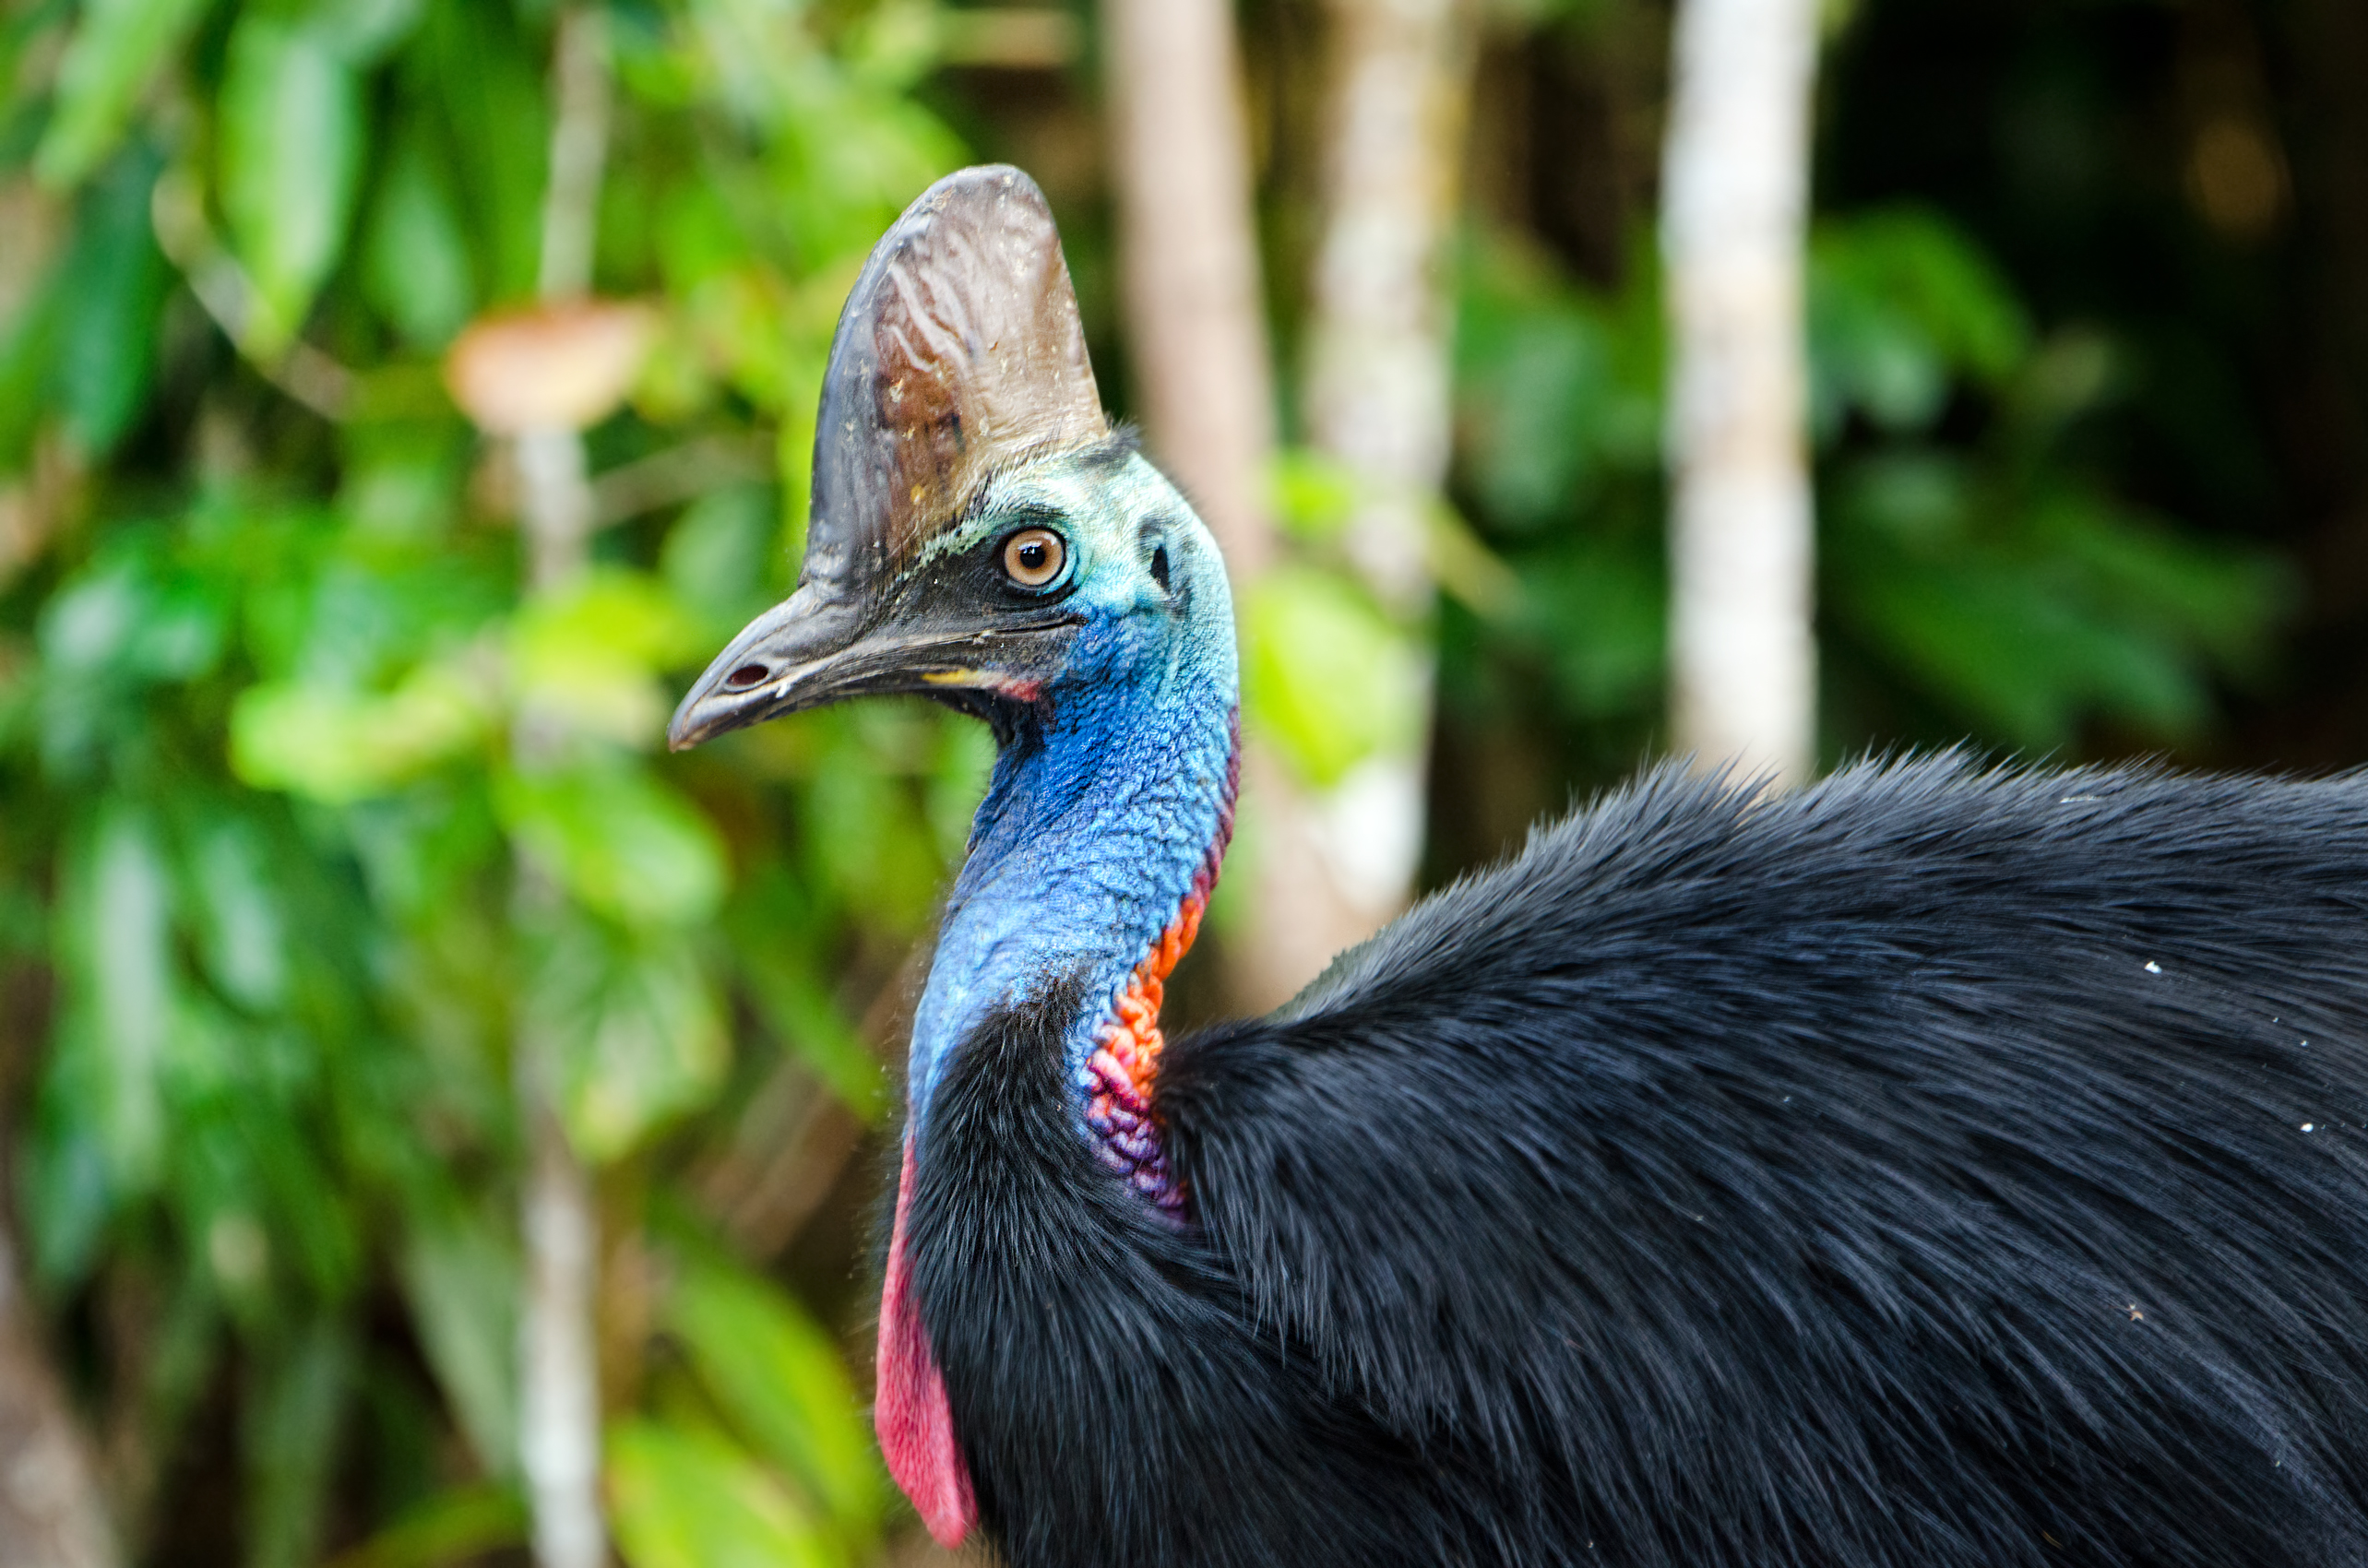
left=907, top=754, right=2368, bottom=1568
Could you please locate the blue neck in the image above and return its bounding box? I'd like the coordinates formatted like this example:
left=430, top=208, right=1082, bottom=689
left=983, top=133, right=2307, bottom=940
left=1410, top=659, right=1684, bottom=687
left=905, top=600, right=1239, bottom=1143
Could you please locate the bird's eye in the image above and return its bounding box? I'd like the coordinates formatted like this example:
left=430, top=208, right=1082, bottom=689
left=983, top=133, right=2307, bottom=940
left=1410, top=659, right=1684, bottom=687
left=1002, top=528, right=1066, bottom=589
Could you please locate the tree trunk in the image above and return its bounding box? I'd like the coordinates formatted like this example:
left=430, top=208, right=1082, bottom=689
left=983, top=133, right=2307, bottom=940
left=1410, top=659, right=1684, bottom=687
left=1661, top=0, right=1822, bottom=786
left=0, top=952, right=117, bottom=1568
left=1098, top=0, right=1303, bottom=1017
left=1250, top=0, right=1477, bottom=1008
left=0, top=1227, right=115, bottom=1568
left=1099, top=0, right=1278, bottom=577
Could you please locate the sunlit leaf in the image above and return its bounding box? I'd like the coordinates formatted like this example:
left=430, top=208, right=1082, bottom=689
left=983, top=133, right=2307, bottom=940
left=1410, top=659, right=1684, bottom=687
left=1242, top=566, right=1428, bottom=790
left=498, top=763, right=725, bottom=929
left=607, top=1420, right=839, bottom=1568
left=509, top=568, right=702, bottom=746
left=668, top=1262, right=887, bottom=1535
left=218, top=15, right=363, bottom=351
left=33, top=0, right=211, bottom=188
left=232, top=660, right=494, bottom=802
left=1269, top=449, right=1361, bottom=543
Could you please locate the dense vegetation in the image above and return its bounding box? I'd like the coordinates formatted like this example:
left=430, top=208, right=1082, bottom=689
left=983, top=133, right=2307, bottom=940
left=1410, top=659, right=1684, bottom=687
left=0, top=0, right=2351, bottom=1562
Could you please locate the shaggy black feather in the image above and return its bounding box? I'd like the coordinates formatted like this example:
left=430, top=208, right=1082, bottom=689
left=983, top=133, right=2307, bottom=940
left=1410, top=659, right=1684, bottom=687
left=903, top=754, right=2368, bottom=1568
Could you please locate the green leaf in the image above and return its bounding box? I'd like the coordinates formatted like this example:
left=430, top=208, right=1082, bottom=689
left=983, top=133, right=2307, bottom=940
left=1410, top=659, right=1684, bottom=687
left=60, top=803, right=175, bottom=1194
left=526, top=912, right=728, bottom=1162
left=498, top=764, right=726, bottom=929
left=1809, top=208, right=2032, bottom=439
left=422, top=0, right=547, bottom=301
left=317, top=1485, right=526, bottom=1568
left=54, top=147, right=171, bottom=453
left=25, top=1077, right=117, bottom=1289
left=607, top=1420, right=839, bottom=1568
left=397, top=1206, right=519, bottom=1478
left=39, top=540, right=229, bottom=683
left=244, top=1316, right=355, bottom=1568
left=363, top=138, right=476, bottom=350
left=33, top=0, right=212, bottom=188
left=510, top=569, right=705, bottom=748
left=668, top=1262, right=887, bottom=1536
left=218, top=16, right=363, bottom=351
left=187, top=815, right=288, bottom=1011
left=661, top=488, right=779, bottom=637
left=232, top=661, right=494, bottom=802
left=315, top=0, right=425, bottom=64
left=797, top=754, right=938, bottom=936
left=1521, top=542, right=1665, bottom=718
left=1241, top=566, right=1428, bottom=790
left=1268, top=449, right=1362, bottom=543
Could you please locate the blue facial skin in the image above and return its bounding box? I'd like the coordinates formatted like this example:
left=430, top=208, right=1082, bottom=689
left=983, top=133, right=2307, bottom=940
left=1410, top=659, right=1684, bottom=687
left=903, top=452, right=1240, bottom=1146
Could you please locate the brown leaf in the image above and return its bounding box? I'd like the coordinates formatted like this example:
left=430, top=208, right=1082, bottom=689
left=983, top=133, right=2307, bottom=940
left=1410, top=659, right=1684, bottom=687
left=443, top=300, right=656, bottom=434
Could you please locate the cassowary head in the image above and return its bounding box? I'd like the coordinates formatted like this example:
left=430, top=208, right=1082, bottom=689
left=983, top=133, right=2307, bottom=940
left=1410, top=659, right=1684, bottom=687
left=668, top=165, right=1226, bottom=753
left=668, top=173, right=1244, bottom=1550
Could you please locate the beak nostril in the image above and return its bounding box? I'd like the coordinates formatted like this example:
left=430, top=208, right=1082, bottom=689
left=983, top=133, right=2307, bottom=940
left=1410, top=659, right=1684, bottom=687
left=725, top=662, right=770, bottom=691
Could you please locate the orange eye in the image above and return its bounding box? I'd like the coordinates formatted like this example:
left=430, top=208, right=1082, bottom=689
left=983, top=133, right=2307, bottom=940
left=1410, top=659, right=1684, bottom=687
left=1002, top=528, right=1066, bottom=588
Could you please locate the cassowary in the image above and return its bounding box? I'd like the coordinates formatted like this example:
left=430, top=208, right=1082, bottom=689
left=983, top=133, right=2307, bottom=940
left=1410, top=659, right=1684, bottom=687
left=670, top=166, right=2368, bottom=1568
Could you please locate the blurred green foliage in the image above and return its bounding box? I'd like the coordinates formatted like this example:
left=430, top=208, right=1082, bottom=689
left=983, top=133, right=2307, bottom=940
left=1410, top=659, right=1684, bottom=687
left=0, top=0, right=2320, bottom=1562
left=1447, top=208, right=2292, bottom=785
left=0, top=0, right=984, bottom=1562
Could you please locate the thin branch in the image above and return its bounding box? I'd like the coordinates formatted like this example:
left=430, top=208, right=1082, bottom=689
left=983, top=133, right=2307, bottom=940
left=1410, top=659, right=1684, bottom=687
left=148, top=168, right=353, bottom=421
left=589, top=433, right=773, bottom=530
left=513, top=12, right=614, bottom=1568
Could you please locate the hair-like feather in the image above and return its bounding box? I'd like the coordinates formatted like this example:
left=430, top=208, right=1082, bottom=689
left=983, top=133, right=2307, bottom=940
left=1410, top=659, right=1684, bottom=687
left=906, top=753, right=2368, bottom=1568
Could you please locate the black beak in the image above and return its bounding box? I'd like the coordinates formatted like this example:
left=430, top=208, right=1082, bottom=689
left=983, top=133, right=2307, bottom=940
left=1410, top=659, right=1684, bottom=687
left=667, top=578, right=1084, bottom=751
left=666, top=583, right=875, bottom=751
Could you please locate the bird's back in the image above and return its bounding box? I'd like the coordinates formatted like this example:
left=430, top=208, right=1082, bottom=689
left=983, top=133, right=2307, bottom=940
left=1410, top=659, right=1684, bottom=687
left=910, top=755, right=2368, bottom=1568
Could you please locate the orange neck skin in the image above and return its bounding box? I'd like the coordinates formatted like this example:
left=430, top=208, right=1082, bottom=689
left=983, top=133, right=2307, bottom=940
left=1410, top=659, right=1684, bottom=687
left=1081, top=884, right=1210, bottom=1211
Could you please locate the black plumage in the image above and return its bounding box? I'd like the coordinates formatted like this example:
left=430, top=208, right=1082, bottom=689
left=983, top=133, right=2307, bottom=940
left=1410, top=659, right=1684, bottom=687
left=909, top=755, right=2368, bottom=1568
left=663, top=166, right=2368, bottom=1568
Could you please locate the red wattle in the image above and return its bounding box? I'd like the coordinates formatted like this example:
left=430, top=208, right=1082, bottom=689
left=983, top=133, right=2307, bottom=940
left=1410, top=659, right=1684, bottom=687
left=876, top=1134, right=977, bottom=1548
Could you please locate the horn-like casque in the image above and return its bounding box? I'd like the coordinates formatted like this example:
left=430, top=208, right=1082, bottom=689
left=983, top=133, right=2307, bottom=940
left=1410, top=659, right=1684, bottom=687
left=804, top=163, right=1110, bottom=597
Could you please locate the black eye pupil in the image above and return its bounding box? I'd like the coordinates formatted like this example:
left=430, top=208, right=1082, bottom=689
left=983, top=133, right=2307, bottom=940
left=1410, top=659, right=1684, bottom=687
left=1019, top=543, right=1046, bottom=568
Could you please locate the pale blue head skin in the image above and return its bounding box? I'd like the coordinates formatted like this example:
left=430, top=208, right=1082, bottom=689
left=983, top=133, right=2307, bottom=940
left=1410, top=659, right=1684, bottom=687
left=904, top=448, right=1240, bottom=1139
